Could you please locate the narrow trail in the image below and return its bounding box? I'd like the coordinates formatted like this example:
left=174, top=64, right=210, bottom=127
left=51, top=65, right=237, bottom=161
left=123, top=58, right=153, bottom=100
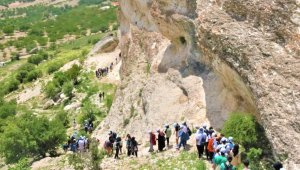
left=98, top=133, right=213, bottom=170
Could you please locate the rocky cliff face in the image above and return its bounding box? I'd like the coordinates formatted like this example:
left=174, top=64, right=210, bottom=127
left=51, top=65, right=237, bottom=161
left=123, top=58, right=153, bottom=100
left=95, top=0, right=300, bottom=167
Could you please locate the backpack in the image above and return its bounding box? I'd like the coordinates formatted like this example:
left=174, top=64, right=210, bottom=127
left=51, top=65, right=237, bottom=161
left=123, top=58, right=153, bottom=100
left=224, top=163, right=234, bottom=170
left=187, top=127, right=192, bottom=136
left=112, top=132, right=117, bottom=139
left=200, top=135, right=206, bottom=144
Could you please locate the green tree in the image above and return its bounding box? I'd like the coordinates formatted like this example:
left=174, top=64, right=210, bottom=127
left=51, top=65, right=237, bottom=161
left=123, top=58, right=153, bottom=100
left=221, top=112, right=257, bottom=149
left=0, top=100, right=17, bottom=119
left=0, top=113, right=67, bottom=164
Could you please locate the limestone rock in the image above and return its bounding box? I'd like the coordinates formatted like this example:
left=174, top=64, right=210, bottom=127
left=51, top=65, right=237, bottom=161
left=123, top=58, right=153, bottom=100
left=94, top=0, right=300, bottom=168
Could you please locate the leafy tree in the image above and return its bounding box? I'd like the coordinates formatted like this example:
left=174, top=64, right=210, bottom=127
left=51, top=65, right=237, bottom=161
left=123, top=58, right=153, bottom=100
left=221, top=112, right=257, bottom=149
left=0, top=100, right=17, bottom=119
left=55, top=110, right=69, bottom=128
left=0, top=113, right=67, bottom=164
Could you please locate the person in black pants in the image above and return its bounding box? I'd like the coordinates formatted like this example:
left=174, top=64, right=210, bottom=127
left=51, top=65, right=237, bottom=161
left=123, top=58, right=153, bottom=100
left=126, top=134, right=132, bottom=156
left=131, top=137, right=138, bottom=157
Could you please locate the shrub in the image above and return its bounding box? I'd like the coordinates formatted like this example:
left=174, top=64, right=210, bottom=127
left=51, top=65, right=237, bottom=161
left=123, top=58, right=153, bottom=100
left=11, top=53, right=20, bottom=61
left=47, top=63, right=63, bottom=74
left=221, top=112, right=257, bottom=149
left=0, top=100, right=17, bottom=119
left=26, top=70, right=42, bottom=82
left=8, top=158, right=30, bottom=170
left=44, top=81, right=60, bottom=99
left=16, top=70, right=28, bottom=83
left=28, top=54, right=44, bottom=65
left=5, top=79, right=20, bottom=93
left=65, top=64, right=81, bottom=82
left=54, top=72, right=68, bottom=86
left=62, top=81, right=73, bottom=98
left=55, top=110, right=69, bottom=128
left=0, top=113, right=67, bottom=163
left=18, top=63, right=35, bottom=72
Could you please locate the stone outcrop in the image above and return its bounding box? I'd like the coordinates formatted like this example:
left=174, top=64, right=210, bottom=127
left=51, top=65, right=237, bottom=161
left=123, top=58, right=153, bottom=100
left=95, top=0, right=300, bottom=167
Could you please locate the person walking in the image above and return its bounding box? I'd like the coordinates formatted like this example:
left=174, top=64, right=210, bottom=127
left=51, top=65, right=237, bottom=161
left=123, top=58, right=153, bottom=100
left=149, top=131, right=156, bottom=152
left=195, top=128, right=207, bottom=159
left=177, top=125, right=189, bottom=150
left=164, top=125, right=172, bottom=148
left=131, top=137, right=138, bottom=157
left=114, top=137, right=121, bottom=159
left=126, top=134, right=132, bottom=156
left=243, top=159, right=250, bottom=170
left=220, top=156, right=237, bottom=170
left=174, top=123, right=180, bottom=147
left=157, top=129, right=166, bottom=152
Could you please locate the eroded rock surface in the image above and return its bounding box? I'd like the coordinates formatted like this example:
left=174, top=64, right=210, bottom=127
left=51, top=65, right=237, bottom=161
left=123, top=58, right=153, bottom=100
left=95, top=0, right=300, bottom=167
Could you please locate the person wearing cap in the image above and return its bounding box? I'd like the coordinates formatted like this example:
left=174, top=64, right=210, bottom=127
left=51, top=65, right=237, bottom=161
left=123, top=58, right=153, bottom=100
left=213, top=147, right=227, bottom=169
left=195, top=128, right=207, bottom=159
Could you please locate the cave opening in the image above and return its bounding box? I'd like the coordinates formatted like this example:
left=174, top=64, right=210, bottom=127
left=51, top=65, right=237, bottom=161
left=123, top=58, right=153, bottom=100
left=179, top=36, right=186, bottom=45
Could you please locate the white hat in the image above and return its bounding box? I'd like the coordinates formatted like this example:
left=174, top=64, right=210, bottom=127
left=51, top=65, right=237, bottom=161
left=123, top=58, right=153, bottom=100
left=228, top=136, right=233, bottom=142
left=220, top=147, right=227, bottom=154
left=221, top=137, right=227, bottom=143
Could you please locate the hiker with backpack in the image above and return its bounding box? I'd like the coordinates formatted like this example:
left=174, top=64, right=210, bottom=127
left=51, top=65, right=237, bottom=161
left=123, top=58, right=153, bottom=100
left=126, top=134, right=132, bottom=156
left=207, top=133, right=217, bottom=162
left=213, top=148, right=227, bottom=169
left=177, top=125, right=189, bottom=150
left=114, top=137, right=121, bottom=159
left=220, top=156, right=237, bottom=170
left=149, top=131, right=156, bottom=152
left=157, top=129, right=166, bottom=152
left=164, top=125, right=172, bottom=148
left=195, top=128, right=207, bottom=159
left=103, top=140, right=113, bottom=156
left=131, top=137, right=138, bottom=157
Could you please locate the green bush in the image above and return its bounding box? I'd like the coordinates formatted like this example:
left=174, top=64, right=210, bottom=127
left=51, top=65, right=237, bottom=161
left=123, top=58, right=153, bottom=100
left=44, top=81, right=60, bottom=99
left=11, top=53, right=20, bottom=61
left=26, top=70, right=42, bottom=82
left=54, top=110, right=69, bottom=128
left=65, top=64, right=81, bottom=82
left=47, top=63, right=63, bottom=74
left=62, top=81, right=73, bottom=98
left=8, top=158, right=30, bottom=170
left=0, top=100, right=17, bottom=119
left=27, top=54, right=44, bottom=65
left=16, top=70, right=28, bottom=83
left=221, top=112, right=257, bottom=149
left=5, top=79, right=20, bottom=93
left=54, top=72, right=68, bottom=86
left=0, top=113, right=67, bottom=163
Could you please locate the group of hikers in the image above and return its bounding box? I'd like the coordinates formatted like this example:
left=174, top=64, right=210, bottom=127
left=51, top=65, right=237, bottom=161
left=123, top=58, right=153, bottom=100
left=63, top=119, right=95, bottom=153
left=63, top=133, right=89, bottom=153
left=103, top=131, right=139, bottom=159
left=95, top=53, right=121, bottom=78
left=100, top=122, right=285, bottom=170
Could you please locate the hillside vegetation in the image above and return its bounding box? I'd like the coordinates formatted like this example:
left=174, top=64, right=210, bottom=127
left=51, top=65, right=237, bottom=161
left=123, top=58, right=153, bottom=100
left=0, top=0, right=118, bottom=168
